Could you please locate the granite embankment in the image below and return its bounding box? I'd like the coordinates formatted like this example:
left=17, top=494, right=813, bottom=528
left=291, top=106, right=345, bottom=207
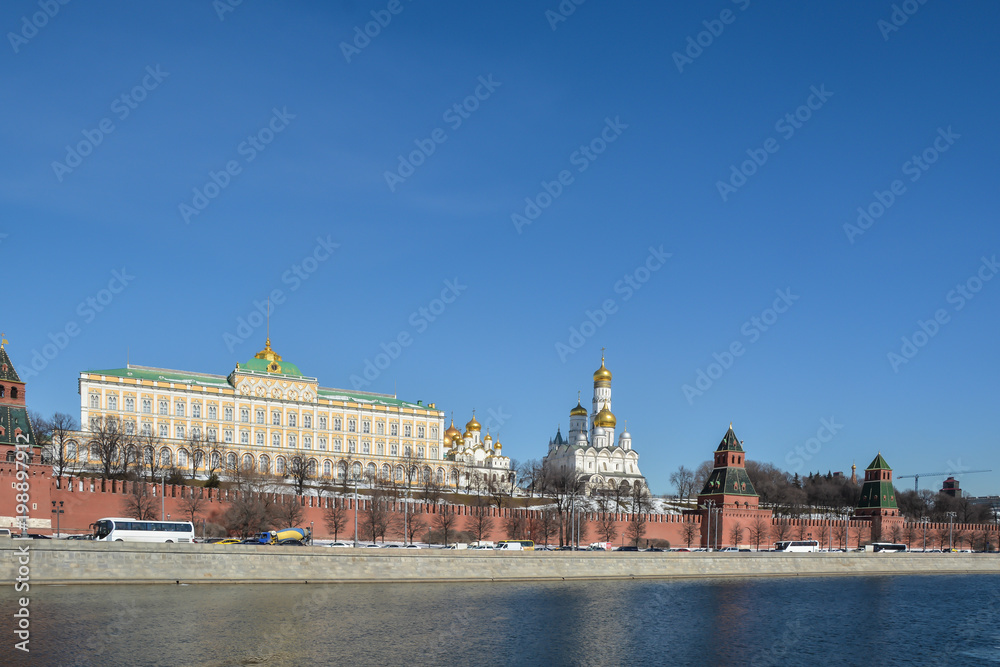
left=4, top=541, right=999, bottom=585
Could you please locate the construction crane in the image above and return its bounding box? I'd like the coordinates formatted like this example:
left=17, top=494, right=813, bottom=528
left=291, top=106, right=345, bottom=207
left=895, top=470, right=992, bottom=492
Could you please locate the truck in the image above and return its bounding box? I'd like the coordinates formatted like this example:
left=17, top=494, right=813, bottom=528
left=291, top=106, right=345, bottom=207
left=256, top=527, right=311, bottom=545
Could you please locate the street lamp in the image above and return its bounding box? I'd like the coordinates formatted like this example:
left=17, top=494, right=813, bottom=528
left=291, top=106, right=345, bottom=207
left=353, top=473, right=360, bottom=548
left=946, top=511, right=957, bottom=551
left=51, top=501, right=64, bottom=538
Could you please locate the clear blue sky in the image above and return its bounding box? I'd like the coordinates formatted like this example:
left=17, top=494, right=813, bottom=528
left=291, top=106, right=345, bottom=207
left=4, top=1, right=999, bottom=496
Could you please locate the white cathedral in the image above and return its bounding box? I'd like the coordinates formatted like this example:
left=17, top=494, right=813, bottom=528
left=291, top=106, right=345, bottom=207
left=542, top=353, right=645, bottom=494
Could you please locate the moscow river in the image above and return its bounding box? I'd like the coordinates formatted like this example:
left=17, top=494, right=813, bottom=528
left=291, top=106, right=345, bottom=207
left=3, top=574, right=999, bottom=666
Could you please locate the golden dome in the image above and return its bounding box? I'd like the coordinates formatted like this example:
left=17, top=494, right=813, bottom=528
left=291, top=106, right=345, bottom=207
left=465, top=413, right=481, bottom=432
left=594, top=404, right=616, bottom=428
left=494, top=440, right=502, bottom=450
left=570, top=401, right=588, bottom=417
left=463, top=430, right=472, bottom=439
left=444, top=418, right=462, bottom=440
left=484, top=432, right=492, bottom=442
left=593, top=353, right=612, bottom=383
left=254, top=337, right=283, bottom=363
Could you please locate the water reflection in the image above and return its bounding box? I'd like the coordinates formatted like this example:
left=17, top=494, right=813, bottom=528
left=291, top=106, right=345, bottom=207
left=2, top=575, right=998, bottom=666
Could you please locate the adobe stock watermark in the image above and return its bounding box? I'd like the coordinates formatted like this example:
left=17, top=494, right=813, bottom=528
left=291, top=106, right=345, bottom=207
left=556, top=245, right=671, bottom=362
left=878, top=0, right=931, bottom=41
left=887, top=254, right=997, bottom=373
left=672, top=0, right=751, bottom=73
left=716, top=84, right=833, bottom=202
left=179, top=106, right=295, bottom=224
left=511, top=116, right=628, bottom=234
left=784, top=418, right=844, bottom=472
left=51, top=65, right=170, bottom=182
left=340, top=0, right=414, bottom=63
left=545, top=0, right=588, bottom=31
left=384, top=75, right=502, bottom=192
left=7, top=0, right=71, bottom=54
left=222, top=235, right=340, bottom=352
left=682, top=288, right=799, bottom=404
left=213, top=0, right=244, bottom=21
left=843, top=126, right=959, bottom=244
left=20, top=268, right=135, bottom=380
left=350, top=278, right=467, bottom=390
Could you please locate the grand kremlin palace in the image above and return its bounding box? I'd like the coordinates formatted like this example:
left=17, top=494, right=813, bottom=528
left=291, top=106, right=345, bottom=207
left=69, top=338, right=509, bottom=487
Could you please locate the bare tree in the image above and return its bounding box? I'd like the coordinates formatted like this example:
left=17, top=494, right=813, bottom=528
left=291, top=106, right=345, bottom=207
left=748, top=516, right=770, bottom=551
left=729, top=522, right=744, bottom=548
left=466, top=497, right=495, bottom=544
left=682, top=522, right=698, bottom=548
left=595, top=492, right=619, bottom=544
left=288, top=457, right=311, bottom=495
left=669, top=465, right=696, bottom=500
left=625, top=484, right=652, bottom=548
left=505, top=512, right=525, bottom=540
left=121, top=478, right=158, bottom=520
left=693, top=460, right=714, bottom=496
left=29, top=411, right=52, bottom=465
left=406, top=512, right=425, bottom=543
left=535, top=508, right=559, bottom=547
left=434, top=505, right=459, bottom=546
left=419, top=477, right=444, bottom=505
left=360, top=477, right=397, bottom=543
left=772, top=520, right=790, bottom=543
left=223, top=464, right=279, bottom=538
left=88, top=415, right=134, bottom=481
left=178, top=486, right=206, bottom=524
left=488, top=474, right=511, bottom=511
left=45, top=412, right=81, bottom=479
left=325, top=497, right=348, bottom=542
left=274, top=495, right=305, bottom=528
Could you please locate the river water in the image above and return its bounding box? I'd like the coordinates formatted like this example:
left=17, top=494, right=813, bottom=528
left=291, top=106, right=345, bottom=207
left=3, top=574, right=999, bottom=666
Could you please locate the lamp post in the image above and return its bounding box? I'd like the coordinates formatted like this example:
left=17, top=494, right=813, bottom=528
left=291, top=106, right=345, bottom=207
left=921, top=516, right=929, bottom=552
left=353, top=473, right=360, bottom=548
left=161, top=469, right=166, bottom=521
left=51, top=501, right=64, bottom=538
left=946, top=511, right=957, bottom=551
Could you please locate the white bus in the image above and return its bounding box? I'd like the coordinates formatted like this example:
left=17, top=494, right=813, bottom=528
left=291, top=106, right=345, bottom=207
left=773, top=540, right=820, bottom=553
left=865, top=542, right=907, bottom=553
left=92, top=518, right=195, bottom=543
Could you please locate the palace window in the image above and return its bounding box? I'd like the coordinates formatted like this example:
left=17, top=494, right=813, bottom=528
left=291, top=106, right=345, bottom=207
left=108, top=396, right=117, bottom=410
left=390, top=444, right=398, bottom=456
left=333, top=417, right=342, bottom=431
left=276, top=458, right=285, bottom=475
left=348, top=439, right=356, bottom=454
left=362, top=421, right=370, bottom=434
left=404, top=425, right=411, bottom=437
left=240, top=408, right=249, bottom=423
left=256, top=409, right=264, bottom=424
left=272, top=433, right=281, bottom=447
left=319, top=437, right=327, bottom=451
left=272, top=412, right=281, bottom=426
left=224, top=430, right=233, bottom=444
left=303, top=436, right=312, bottom=450
left=288, top=413, right=297, bottom=428
left=303, top=414, right=312, bottom=428
left=125, top=397, right=135, bottom=412
left=208, top=405, right=217, bottom=420
left=324, top=460, right=332, bottom=476
left=227, top=452, right=237, bottom=469
left=256, top=433, right=264, bottom=445
left=431, top=426, right=438, bottom=439
left=390, top=423, right=398, bottom=436
left=125, top=420, right=135, bottom=435
left=160, top=449, right=171, bottom=467
left=207, top=428, right=217, bottom=442
left=289, top=435, right=297, bottom=448
left=141, top=423, right=151, bottom=436
left=319, top=416, right=327, bottom=430
left=348, top=419, right=356, bottom=433
left=159, top=424, right=168, bottom=438
left=192, top=426, right=201, bottom=439
left=142, top=398, right=151, bottom=414
left=430, top=447, right=438, bottom=458
left=417, top=426, right=425, bottom=438
left=362, top=442, right=370, bottom=454
left=89, top=394, right=99, bottom=408
left=177, top=450, right=188, bottom=466
left=404, top=445, right=411, bottom=457
left=176, top=425, right=185, bottom=439
left=159, top=400, right=167, bottom=415
left=175, top=402, right=185, bottom=417
left=210, top=451, right=220, bottom=470
left=224, top=406, right=233, bottom=421
left=240, top=431, right=249, bottom=445
left=417, top=446, right=424, bottom=457
left=376, top=443, right=384, bottom=455
left=376, top=421, right=384, bottom=435
left=333, top=439, right=341, bottom=453
left=192, top=404, right=201, bottom=419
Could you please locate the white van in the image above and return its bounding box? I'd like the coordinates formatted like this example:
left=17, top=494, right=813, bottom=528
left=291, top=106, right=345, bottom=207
left=0, top=528, right=12, bottom=538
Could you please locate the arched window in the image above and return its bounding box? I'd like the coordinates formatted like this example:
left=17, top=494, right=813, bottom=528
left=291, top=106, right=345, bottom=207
left=337, top=461, right=347, bottom=480
left=395, top=466, right=404, bottom=481
left=0, top=385, right=5, bottom=398
left=177, top=449, right=189, bottom=466
left=242, top=453, right=254, bottom=470
left=159, top=449, right=172, bottom=467
left=5, top=451, right=14, bottom=462
left=351, top=462, right=362, bottom=479
left=13, top=387, right=21, bottom=400
left=67, top=441, right=78, bottom=460
left=436, top=468, right=445, bottom=484
left=226, top=452, right=237, bottom=469
left=381, top=464, right=391, bottom=479
left=366, top=463, right=377, bottom=479
left=308, top=459, right=317, bottom=476
left=259, top=455, right=270, bottom=474
left=210, top=451, right=220, bottom=470
left=276, top=457, right=286, bottom=475
left=272, top=433, right=281, bottom=447
left=323, top=460, right=332, bottom=476
left=422, top=466, right=431, bottom=483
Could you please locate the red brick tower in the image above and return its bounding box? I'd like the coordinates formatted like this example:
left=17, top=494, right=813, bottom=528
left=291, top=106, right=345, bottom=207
left=696, top=424, right=770, bottom=548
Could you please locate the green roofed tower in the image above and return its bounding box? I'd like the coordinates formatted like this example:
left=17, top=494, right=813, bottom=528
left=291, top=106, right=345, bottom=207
left=697, top=423, right=759, bottom=509
left=855, top=452, right=900, bottom=517
left=0, top=338, right=38, bottom=459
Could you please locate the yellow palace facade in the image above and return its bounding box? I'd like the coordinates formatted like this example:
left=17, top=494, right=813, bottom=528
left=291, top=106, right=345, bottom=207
left=72, top=338, right=461, bottom=486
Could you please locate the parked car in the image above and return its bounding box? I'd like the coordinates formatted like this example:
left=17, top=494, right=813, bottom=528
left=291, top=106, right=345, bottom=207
left=364, top=543, right=381, bottom=548
left=616, top=546, right=640, bottom=552
left=328, top=541, right=352, bottom=548
left=404, top=544, right=421, bottom=549
left=277, top=539, right=305, bottom=546
left=645, top=547, right=665, bottom=552
left=381, top=544, right=402, bottom=548
left=214, top=538, right=242, bottom=545
left=587, top=545, right=606, bottom=551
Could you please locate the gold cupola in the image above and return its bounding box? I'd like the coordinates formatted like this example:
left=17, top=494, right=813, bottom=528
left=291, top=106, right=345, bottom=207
left=466, top=411, right=481, bottom=433
left=445, top=417, right=462, bottom=441
left=594, top=402, right=617, bottom=428
left=570, top=401, right=588, bottom=417
left=593, top=352, right=612, bottom=383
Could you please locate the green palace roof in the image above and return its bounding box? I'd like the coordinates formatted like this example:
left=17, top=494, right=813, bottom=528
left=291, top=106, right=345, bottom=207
left=866, top=453, right=892, bottom=470
left=0, top=346, right=22, bottom=383
left=716, top=424, right=744, bottom=452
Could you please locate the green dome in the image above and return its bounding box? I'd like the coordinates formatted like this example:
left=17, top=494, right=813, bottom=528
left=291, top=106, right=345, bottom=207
left=242, top=338, right=304, bottom=376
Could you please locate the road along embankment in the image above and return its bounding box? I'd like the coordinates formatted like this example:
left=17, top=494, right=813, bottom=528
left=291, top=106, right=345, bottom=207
left=3, top=541, right=998, bottom=585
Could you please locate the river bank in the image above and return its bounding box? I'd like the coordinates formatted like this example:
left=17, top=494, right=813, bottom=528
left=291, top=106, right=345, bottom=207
left=4, top=541, right=999, bottom=585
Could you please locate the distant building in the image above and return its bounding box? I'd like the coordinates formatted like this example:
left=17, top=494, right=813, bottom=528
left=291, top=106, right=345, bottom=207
left=0, top=340, right=39, bottom=463
left=855, top=452, right=904, bottom=541
left=940, top=476, right=962, bottom=498
left=443, top=413, right=513, bottom=488
left=542, top=353, right=645, bottom=494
